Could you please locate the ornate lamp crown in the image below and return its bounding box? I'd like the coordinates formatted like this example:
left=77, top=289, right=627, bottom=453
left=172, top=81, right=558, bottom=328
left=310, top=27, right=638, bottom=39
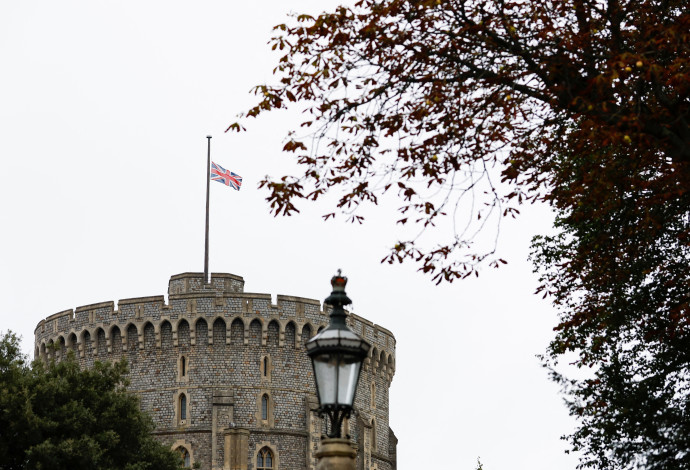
left=331, top=270, right=347, bottom=291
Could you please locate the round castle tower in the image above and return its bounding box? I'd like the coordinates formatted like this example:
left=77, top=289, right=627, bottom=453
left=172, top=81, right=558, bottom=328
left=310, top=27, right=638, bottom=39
left=34, top=272, right=396, bottom=470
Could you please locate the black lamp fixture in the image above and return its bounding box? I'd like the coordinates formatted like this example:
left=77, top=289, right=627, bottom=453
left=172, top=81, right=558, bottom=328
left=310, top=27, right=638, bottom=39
left=306, top=271, right=371, bottom=438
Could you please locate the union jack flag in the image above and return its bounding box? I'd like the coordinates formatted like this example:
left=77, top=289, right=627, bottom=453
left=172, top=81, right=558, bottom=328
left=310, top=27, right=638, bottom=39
left=210, top=162, right=242, bottom=191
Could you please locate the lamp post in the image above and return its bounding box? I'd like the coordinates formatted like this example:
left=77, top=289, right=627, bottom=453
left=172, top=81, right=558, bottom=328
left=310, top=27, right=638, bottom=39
left=307, top=271, right=370, bottom=470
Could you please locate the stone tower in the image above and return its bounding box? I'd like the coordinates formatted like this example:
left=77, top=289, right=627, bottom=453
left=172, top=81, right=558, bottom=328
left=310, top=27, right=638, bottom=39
left=34, top=272, right=396, bottom=470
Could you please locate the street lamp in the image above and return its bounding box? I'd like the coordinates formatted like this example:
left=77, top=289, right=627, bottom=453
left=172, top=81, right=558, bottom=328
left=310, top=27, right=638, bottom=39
left=307, top=270, right=370, bottom=439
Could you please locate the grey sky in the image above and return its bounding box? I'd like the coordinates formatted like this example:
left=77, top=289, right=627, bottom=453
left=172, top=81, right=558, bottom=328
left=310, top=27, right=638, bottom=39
left=0, top=2, right=578, bottom=469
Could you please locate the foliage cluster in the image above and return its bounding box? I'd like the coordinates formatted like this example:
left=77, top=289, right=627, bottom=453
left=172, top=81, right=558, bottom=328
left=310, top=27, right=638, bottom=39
left=233, top=0, right=689, bottom=281
left=532, top=142, right=690, bottom=468
left=0, top=332, right=183, bottom=470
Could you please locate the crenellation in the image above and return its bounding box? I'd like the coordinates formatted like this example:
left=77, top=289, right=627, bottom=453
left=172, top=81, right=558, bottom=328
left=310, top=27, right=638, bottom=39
left=46, top=308, right=75, bottom=323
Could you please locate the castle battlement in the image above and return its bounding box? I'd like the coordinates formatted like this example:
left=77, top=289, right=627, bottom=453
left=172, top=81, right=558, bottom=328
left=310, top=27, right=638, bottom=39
left=35, top=272, right=396, bottom=383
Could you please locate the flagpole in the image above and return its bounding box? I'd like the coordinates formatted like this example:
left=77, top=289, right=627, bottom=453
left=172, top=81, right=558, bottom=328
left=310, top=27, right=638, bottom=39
left=204, top=135, right=211, bottom=284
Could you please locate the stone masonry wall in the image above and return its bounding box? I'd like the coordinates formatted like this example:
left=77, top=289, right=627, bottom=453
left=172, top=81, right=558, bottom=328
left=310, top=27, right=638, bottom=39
left=34, top=272, right=396, bottom=470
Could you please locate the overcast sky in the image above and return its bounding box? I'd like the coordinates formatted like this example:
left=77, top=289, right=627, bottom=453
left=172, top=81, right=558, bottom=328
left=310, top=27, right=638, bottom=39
left=0, top=2, right=579, bottom=469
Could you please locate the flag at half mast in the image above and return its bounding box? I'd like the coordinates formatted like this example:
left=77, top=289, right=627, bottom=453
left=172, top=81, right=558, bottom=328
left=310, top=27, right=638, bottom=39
left=211, top=162, right=242, bottom=191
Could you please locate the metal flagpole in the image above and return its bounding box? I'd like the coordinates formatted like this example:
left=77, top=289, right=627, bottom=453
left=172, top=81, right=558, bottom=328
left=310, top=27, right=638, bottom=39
left=204, top=135, right=211, bottom=284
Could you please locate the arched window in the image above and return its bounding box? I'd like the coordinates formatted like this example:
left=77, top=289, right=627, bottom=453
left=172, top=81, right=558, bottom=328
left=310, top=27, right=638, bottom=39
left=261, top=394, right=269, bottom=421
left=257, top=447, right=274, bottom=470
left=260, top=355, right=272, bottom=382
left=180, top=393, right=187, bottom=421
left=177, top=447, right=191, bottom=467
